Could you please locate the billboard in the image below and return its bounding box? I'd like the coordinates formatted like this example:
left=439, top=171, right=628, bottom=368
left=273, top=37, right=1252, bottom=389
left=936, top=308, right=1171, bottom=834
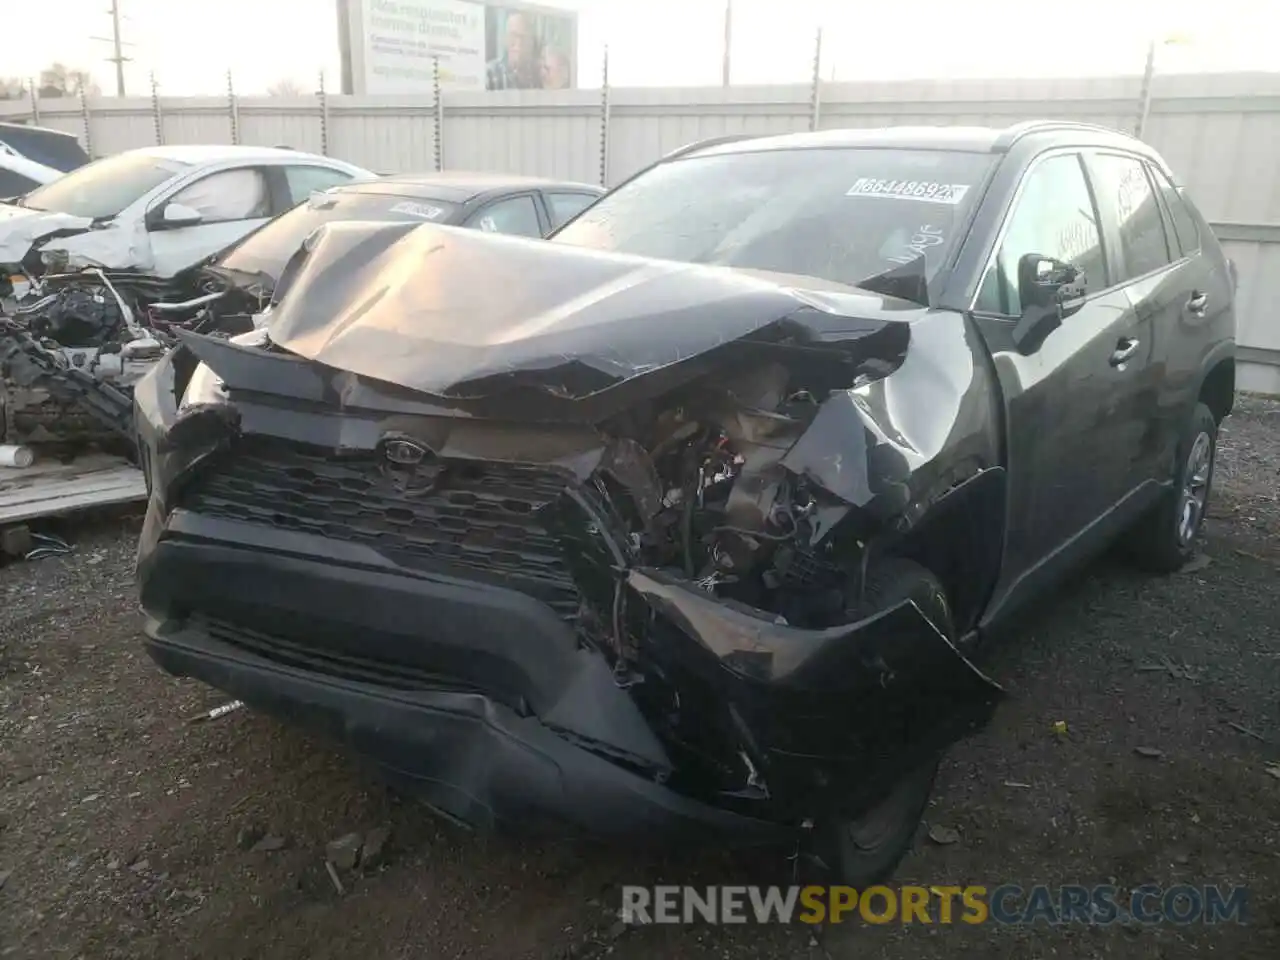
left=338, top=0, right=578, bottom=95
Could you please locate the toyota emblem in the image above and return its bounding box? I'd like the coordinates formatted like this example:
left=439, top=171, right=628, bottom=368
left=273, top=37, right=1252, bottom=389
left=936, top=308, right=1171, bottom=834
left=383, top=439, right=429, bottom=466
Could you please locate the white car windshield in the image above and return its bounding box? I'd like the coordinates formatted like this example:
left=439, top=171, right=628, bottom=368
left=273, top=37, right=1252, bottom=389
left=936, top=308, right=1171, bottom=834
left=552, top=147, right=994, bottom=289
left=21, top=153, right=190, bottom=220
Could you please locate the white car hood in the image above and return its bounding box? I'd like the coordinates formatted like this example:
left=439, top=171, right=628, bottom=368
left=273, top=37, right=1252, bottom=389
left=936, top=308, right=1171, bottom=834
left=0, top=203, right=149, bottom=271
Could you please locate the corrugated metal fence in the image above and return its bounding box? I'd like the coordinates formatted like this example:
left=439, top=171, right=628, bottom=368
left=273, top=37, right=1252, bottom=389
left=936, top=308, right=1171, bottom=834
left=3, top=71, right=1278, bottom=392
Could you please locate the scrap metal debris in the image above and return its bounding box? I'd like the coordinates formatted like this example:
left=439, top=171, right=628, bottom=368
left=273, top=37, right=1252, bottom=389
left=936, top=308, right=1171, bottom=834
left=1134, top=746, right=1165, bottom=759
left=1136, top=654, right=1204, bottom=682
left=1179, top=554, right=1213, bottom=575
left=1225, top=720, right=1269, bottom=743
left=186, top=700, right=245, bottom=724
left=324, top=860, right=346, bottom=896
left=23, top=531, right=71, bottom=561
left=927, top=824, right=961, bottom=845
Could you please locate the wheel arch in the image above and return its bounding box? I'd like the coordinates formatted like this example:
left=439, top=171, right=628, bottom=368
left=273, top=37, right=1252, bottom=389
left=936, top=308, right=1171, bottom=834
left=1198, top=350, right=1235, bottom=424
left=885, top=466, right=1008, bottom=636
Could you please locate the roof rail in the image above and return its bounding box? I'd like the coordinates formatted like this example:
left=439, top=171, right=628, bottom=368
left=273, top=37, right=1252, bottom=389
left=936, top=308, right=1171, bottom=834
left=994, top=119, right=1132, bottom=150
left=662, top=133, right=764, bottom=162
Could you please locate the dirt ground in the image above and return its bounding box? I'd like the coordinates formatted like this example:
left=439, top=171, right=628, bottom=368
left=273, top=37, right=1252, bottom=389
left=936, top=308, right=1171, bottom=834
left=2, top=396, right=1278, bottom=960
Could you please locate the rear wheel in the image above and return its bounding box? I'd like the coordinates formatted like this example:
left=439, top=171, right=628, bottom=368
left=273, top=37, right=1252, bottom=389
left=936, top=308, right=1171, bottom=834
left=813, top=557, right=949, bottom=887
left=1124, top=402, right=1218, bottom=573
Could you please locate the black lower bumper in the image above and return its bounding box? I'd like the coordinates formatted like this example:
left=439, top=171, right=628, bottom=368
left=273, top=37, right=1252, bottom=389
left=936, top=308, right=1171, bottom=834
left=138, top=499, right=1003, bottom=837
left=146, top=616, right=782, bottom=840
left=139, top=511, right=784, bottom=840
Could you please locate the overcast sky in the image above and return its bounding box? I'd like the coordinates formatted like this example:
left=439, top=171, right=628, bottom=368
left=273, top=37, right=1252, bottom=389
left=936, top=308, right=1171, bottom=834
left=12, top=0, right=1280, bottom=96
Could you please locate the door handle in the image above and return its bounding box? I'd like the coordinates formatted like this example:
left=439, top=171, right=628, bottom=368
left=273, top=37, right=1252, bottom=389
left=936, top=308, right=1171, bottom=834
left=1110, top=337, right=1141, bottom=366
left=1186, top=291, right=1209, bottom=316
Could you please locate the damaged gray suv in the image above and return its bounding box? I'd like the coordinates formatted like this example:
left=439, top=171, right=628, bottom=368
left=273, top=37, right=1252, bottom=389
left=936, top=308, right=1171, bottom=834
left=133, top=121, right=1236, bottom=884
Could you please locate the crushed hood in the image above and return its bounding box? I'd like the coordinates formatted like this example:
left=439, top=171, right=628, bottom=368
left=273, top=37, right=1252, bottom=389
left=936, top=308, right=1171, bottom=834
left=0, top=203, right=150, bottom=272
left=263, top=220, right=924, bottom=404
left=0, top=203, right=93, bottom=263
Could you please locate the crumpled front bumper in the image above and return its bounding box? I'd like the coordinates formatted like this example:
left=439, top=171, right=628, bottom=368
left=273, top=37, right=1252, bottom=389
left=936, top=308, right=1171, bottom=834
left=133, top=347, right=1005, bottom=838
left=138, top=515, right=784, bottom=840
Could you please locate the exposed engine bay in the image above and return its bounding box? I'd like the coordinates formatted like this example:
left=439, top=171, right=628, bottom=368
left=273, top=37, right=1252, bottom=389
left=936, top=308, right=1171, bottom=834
left=593, top=362, right=867, bottom=632
left=1, top=264, right=265, bottom=452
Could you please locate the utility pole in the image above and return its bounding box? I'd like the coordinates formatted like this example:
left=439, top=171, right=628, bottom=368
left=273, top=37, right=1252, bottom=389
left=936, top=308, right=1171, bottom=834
left=721, top=0, right=732, bottom=86
left=90, top=0, right=132, bottom=96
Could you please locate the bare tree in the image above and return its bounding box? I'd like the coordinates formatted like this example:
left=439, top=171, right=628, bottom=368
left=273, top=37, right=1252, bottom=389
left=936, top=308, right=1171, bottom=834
left=267, top=78, right=308, bottom=97
left=37, top=63, right=101, bottom=98
left=0, top=78, right=26, bottom=100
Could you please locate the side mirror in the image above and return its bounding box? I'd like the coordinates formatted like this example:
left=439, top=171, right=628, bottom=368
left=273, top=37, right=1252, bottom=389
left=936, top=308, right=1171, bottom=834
left=160, top=202, right=203, bottom=228
left=1012, top=253, right=1087, bottom=354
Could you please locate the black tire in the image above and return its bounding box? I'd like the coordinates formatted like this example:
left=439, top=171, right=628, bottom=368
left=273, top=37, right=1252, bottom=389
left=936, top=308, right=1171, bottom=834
left=1125, top=402, right=1218, bottom=573
left=812, top=557, right=950, bottom=887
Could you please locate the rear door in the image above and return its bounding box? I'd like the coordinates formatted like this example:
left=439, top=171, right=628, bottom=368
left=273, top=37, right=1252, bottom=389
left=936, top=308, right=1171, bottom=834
left=970, top=150, right=1140, bottom=610
left=1080, top=150, right=1173, bottom=494
left=1144, top=164, right=1235, bottom=429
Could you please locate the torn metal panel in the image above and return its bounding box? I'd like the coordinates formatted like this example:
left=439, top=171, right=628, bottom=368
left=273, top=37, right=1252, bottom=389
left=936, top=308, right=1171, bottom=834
left=0, top=205, right=96, bottom=265
left=38, top=219, right=154, bottom=274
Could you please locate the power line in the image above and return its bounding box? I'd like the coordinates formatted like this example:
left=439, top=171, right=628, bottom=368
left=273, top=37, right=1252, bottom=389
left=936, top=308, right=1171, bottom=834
left=89, top=0, right=134, bottom=96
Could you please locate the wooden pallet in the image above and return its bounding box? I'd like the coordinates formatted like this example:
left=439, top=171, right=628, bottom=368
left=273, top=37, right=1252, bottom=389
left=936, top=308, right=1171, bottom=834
left=0, top=452, right=146, bottom=525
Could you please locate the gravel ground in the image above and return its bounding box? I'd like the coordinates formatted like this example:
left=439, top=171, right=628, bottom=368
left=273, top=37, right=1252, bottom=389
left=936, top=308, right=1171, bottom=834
left=1, top=395, right=1278, bottom=960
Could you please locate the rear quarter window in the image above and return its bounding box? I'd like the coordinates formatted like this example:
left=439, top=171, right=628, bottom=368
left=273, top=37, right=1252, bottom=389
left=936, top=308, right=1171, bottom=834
left=1148, top=165, right=1201, bottom=257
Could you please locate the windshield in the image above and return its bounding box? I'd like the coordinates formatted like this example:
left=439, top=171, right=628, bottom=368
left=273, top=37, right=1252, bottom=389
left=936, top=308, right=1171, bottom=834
left=21, top=152, right=188, bottom=219
left=214, top=190, right=460, bottom=280
left=552, top=147, right=994, bottom=289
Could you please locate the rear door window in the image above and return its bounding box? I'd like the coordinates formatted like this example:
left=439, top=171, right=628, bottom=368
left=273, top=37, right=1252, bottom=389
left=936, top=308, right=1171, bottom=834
left=466, top=194, right=543, bottom=237
left=545, top=191, right=598, bottom=229
left=1089, top=153, right=1173, bottom=282
left=284, top=165, right=358, bottom=206
left=1147, top=165, right=1201, bottom=257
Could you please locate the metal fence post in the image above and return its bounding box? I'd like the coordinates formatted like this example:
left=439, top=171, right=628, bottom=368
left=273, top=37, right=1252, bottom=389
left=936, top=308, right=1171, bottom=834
left=28, top=78, right=39, bottom=125
left=227, top=70, right=240, bottom=144
left=1135, top=38, right=1156, bottom=140
left=433, top=56, right=444, bottom=171
left=150, top=72, right=164, bottom=145
left=808, top=26, right=823, bottom=132
left=79, top=86, right=94, bottom=158
left=318, top=71, right=330, bottom=156
left=599, top=46, right=611, bottom=187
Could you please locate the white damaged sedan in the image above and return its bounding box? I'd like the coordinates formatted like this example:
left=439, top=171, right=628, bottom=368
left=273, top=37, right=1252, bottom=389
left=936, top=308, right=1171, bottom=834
left=0, top=144, right=374, bottom=284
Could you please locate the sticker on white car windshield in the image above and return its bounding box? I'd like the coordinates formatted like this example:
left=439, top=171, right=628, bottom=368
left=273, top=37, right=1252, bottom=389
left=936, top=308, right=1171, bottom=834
left=847, top=178, right=971, bottom=205
left=389, top=201, right=447, bottom=220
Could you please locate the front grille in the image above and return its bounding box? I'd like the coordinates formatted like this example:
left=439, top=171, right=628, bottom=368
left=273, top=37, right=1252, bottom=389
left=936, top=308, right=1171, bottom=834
left=179, top=440, right=583, bottom=619
left=194, top=615, right=489, bottom=696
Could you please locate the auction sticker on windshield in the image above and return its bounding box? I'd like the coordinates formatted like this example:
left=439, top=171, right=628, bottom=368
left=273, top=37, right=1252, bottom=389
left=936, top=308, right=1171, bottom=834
left=389, top=201, right=447, bottom=220
left=847, top=178, right=971, bottom=205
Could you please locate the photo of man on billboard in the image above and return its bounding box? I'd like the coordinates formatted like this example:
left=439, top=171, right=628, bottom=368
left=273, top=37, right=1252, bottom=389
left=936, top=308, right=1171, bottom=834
left=485, top=4, right=575, bottom=90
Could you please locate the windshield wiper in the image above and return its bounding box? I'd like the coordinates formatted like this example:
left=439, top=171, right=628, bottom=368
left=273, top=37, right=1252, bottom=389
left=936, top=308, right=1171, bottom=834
left=853, top=254, right=930, bottom=309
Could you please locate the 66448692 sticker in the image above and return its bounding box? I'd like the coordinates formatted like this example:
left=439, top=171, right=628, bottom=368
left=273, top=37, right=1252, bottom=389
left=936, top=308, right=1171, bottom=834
left=847, top=178, right=972, bottom=205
